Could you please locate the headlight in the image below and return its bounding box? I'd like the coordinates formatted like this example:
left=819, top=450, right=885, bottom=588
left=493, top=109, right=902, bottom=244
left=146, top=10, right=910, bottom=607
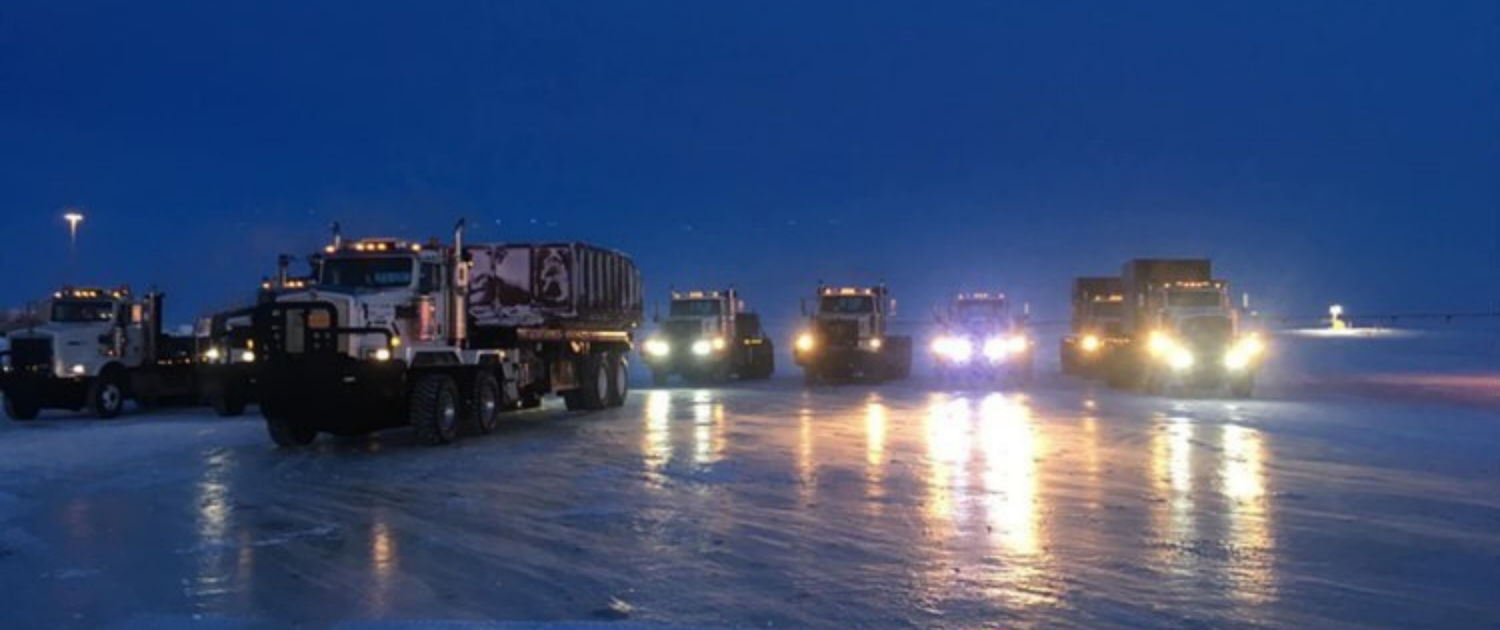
left=1081, top=335, right=1101, bottom=353
left=644, top=339, right=671, bottom=357
left=1167, top=347, right=1194, bottom=371
left=240, top=350, right=256, bottom=363
left=1224, top=335, right=1265, bottom=371
left=982, top=337, right=1008, bottom=361
left=795, top=333, right=815, bottom=353
left=1148, top=331, right=1172, bottom=356
left=868, top=337, right=883, bottom=351
left=1005, top=336, right=1027, bottom=353
left=71, top=364, right=87, bottom=375
left=691, top=339, right=712, bottom=356
left=711, top=337, right=727, bottom=351
left=204, top=346, right=222, bottom=361
left=932, top=337, right=973, bottom=363
left=373, top=348, right=392, bottom=362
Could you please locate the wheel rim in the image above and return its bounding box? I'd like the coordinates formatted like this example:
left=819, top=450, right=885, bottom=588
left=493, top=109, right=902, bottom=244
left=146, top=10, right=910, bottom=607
left=481, top=382, right=499, bottom=424
left=101, top=384, right=122, bottom=411
left=440, top=390, right=457, bottom=432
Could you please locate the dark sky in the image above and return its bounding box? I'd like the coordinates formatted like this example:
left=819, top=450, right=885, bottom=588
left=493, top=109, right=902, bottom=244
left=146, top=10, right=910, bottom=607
left=2, top=0, right=1496, bottom=327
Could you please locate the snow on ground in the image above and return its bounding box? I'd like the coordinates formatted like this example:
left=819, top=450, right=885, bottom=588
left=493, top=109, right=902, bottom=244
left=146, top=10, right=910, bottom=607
left=0, top=329, right=1495, bottom=630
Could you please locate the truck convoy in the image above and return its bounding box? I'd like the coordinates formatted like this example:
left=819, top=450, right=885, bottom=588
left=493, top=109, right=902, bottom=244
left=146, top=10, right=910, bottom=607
left=640, top=289, right=774, bottom=385
left=929, top=292, right=1034, bottom=384
left=196, top=259, right=318, bottom=417
left=1059, top=277, right=1127, bottom=377
left=1105, top=259, right=1263, bottom=396
left=793, top=285, right=912, bottom=384
left=0, top=287, right=198, bottom=420
left=249, top=221, right=643, bottom=447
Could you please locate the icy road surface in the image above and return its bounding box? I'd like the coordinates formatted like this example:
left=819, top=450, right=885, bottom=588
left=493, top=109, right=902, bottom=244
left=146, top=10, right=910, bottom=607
left=0, top=332, right=1497, bottom=630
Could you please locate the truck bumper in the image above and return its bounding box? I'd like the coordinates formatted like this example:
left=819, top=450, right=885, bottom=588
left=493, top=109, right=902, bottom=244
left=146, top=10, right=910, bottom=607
left=257, top=357, right=409, bottom=433
left=0, top=371, right=88, bottom=410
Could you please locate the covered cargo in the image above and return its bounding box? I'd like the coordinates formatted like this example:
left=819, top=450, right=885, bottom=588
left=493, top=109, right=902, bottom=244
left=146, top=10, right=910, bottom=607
left=467, top=243, right=643, bottom=331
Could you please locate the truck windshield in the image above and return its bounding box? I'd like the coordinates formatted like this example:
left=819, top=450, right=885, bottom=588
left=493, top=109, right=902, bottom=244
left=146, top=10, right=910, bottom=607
left=953, top=301, right=1006, bottom=320
left=1167, top=291, right=1223, bottom=308
left=320, top=257, right=415, bottom=291
left=669, top=299, right=722, bottom=317
left=51, top=301, right=115, bottom=323
left=819, top=295, right=874, bottom=315
left=1090, top=301, right=1124, bottom=319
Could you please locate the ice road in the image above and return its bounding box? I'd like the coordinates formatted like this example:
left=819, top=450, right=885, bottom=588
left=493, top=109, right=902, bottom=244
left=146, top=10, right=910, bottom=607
left=0, top=332, right=1496, bottom=630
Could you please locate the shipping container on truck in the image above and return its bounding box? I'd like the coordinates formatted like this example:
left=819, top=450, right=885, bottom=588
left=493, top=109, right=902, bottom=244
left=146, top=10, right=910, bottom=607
left=251, top=221, right=643, bottom=447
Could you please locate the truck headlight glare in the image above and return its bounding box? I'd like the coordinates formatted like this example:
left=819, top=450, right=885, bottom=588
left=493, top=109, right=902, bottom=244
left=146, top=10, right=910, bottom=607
left=1167, top=348, right=1195, bottom=371
left=204, top=346, right=222, bottom=361
left=644, top=339, right=670, bottom=357
left=1148, top=331, right=1172, bottom=356
left=240, top=350, right=256, bottom=363
left=1224, top=352, right=1250, bottom=371
left=869, top=338, right=883, bottom=351
left=933, top=337, right=973, bottom=363
left=1081, top=335, right=1101, bottom=353
left=373, top=348, right=392, bottom=362
left=983, top=337, right=1008, bottom=361
left=691, top=340, right=712, bottom=356
left=71, top=364, right=87, bottom=375
left=711, top=337, right=727, bottom=351
left=795, top=333, right=815, bottom=353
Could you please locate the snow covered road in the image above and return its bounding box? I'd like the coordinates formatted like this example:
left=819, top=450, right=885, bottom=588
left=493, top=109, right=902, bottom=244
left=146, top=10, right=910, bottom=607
left=0, top=333, right=1496, bottom=630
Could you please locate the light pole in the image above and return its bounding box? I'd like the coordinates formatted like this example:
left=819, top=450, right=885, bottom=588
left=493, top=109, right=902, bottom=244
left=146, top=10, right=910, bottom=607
left=63, top=211, right=84, bottom=253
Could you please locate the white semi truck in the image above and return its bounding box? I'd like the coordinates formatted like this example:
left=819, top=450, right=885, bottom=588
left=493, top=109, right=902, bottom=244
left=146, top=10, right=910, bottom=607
left=0, top=287, right=198, bottom=419
left=640, top=289, right=775, bottom=385
left=792, top=285, right=912, bottom=385
left=249, top=221, right=643, bottom=447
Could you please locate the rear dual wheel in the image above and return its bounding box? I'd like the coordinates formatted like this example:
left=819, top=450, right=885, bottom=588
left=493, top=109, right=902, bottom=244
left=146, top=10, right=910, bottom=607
left=565, top=351, right=627, bottom=411
left=411, top=374, right=461, bottom=445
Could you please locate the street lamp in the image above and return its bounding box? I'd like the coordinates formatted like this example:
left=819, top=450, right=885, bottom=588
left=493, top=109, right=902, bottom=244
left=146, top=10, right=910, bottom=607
left=63, top=211, right=84, bottom=251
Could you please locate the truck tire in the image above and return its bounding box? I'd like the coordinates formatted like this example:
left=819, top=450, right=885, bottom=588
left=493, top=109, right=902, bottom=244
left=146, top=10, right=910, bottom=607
left=3, top=392, right=41, bottom=421
left=265, top=412, right=317, bottom=447
left=606, top=352, right=629, bottom=408
left=565, top=352, right=609, bottom=411
left=468, top=371, right=502, bottom=435
left=88, top=371, right=126, bottom=419
left=411, top=374, right=461, bottom=445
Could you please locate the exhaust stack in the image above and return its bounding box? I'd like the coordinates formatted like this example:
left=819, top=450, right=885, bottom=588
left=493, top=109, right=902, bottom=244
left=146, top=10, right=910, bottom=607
left=450, top=219, right=469, bottom=348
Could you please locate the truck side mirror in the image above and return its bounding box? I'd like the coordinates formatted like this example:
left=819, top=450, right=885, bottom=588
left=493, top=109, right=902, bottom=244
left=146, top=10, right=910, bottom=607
left=889, top=299, right=898, bottom=318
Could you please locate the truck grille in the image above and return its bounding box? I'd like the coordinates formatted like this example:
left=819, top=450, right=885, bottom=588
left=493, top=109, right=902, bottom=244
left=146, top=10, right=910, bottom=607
left=7, top=338, right=52, bottom=372
left=661, top=319, right=703, bottom=341
left=817, top=319, right=860, bottom=348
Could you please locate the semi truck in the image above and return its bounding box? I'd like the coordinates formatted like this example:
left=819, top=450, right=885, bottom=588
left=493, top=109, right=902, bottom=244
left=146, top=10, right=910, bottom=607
left=640, top=289, right=774, bottom=385
left=196, top=258, right=318, bottom=417
left=250, top=221, right=643, bottom=447
left=1107, top=259, right=1263, bottom=396
left=793, top=285, right=912, bottom=385
left=1059, top=277, right=1127, bottom=377
left=929, top=292, right=1033, bottom=384
left=0, top=287, right=199, bottom=419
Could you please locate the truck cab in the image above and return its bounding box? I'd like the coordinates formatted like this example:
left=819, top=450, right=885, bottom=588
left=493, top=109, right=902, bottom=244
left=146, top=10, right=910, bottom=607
left=1060, top=277, right=1127, bottom=377
left=930, top=292, right=1033, bottom=384
left=793, top=285, right=912, bottom=384
left=640, top=289, right=774, bottom=385
left=1131, top=279, right=1264, bottom=396
left=1, top=287, right=196, bottom=419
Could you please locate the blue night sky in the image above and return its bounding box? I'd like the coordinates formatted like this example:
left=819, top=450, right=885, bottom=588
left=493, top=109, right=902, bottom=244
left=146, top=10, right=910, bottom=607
left=1, top=1, right=1496, bottom=326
